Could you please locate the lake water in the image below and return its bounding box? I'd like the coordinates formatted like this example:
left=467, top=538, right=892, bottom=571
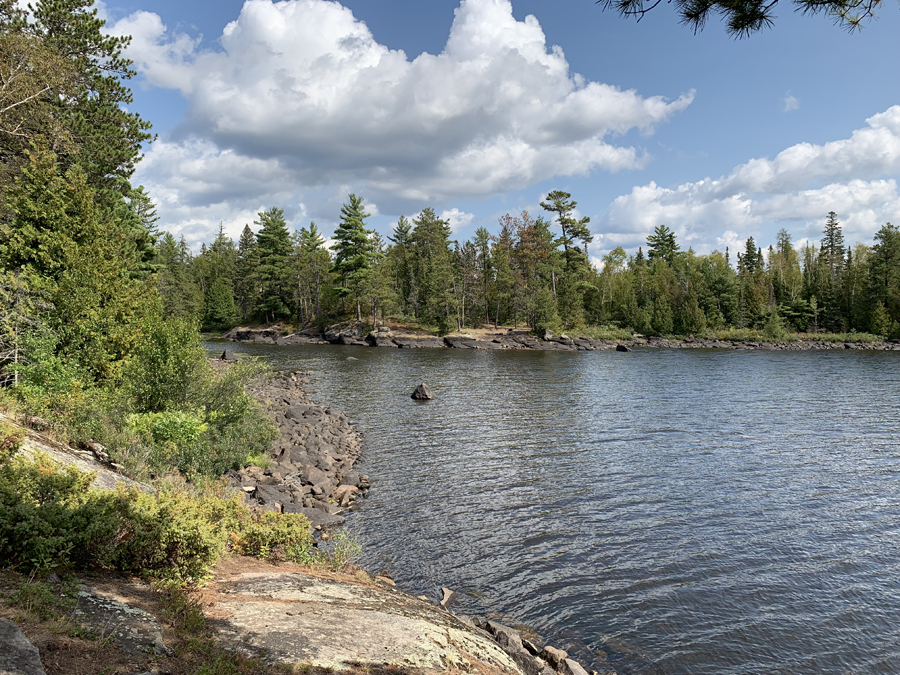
left=215, top=342, right=900, bottom=675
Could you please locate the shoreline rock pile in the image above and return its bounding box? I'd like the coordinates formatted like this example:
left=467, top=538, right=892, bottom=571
left=224, top=326, right=900, bottom=352
left=468, top=619, right=616, bottom=675
left=227, top=370, right=368, bottom=529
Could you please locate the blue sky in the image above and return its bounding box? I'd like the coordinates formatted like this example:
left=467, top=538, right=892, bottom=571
left=100, top=0, right=900, bottom=262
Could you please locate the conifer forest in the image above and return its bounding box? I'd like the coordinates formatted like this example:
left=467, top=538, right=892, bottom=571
left=161, top=199, right=900, bottom=340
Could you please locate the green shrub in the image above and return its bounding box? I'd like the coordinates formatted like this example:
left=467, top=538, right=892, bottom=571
left=113, top=489, right=227, bottom=582
left=121, top=315, right=207, bottom=413
left=229, top=510, right=314, bottom=562
left=0, top=451, right=316, bottom=580
left=762, top=312, right=789, bottom=341
left=0, top=421, right=25, bottom=461
left=0, top=452, right=121, bottom=570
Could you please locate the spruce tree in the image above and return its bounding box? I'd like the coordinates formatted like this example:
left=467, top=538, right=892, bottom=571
left=646, top=225, right=681, bottom=265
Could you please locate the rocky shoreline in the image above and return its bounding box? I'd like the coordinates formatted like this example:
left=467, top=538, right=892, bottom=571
left=224, top=325, right=900, bottom=352
left=225, top=369, right=368, bottom=530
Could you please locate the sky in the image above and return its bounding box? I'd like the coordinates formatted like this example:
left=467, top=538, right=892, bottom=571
left=97, top=0, right=900, bottom=264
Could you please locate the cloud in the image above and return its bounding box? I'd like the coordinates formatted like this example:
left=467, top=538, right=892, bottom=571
left=440, top=208, right=476, bottom=233
left=782, top=91, right=800, bottom=112
left=599, top=106, right=900, bottom=252
left=117, top=0, right=692, bottom=239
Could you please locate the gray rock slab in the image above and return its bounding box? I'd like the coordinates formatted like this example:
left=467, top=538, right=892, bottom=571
left=74, top=587, right=169, bottom=656
left=0, top=618, right=46, bottom=675
left=211, top=572, right=523, bottom=674
left=7, top=422, right=150, bottom=494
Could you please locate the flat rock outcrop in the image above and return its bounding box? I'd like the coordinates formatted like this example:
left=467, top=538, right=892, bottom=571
left=0, top=413, right=150, bottom=494
left=207, top=571, right=523, bottom=673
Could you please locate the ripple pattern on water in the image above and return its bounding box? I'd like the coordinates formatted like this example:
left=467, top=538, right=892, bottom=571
left=215, top=343, right=900, bottom=675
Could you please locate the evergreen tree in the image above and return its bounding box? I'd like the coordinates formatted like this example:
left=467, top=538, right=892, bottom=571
left=235, top=225, right=259, bottom=321
left=410, top=208, right=457, bottom=333
left=197, top=225, right=238, bottom=329
left=156, top=232, right=203, bottom=319
left=540, top=190, right=591, bottom=272
left=254, top=207, right=293, bottom=322
left=646, top=225, right=681, bottom=265
left=294, top=222, right=330, bottom=325
left=331, top=194, right=376, bottom=322
left=869, top=222, right=900, bottom=330
left=473, top=226, right=494, bottom=325
left=821, top=211, right=846, bottom=281
left=1, top=147, right=156, bottom=378
left=387, top=216, right=413, bottom=317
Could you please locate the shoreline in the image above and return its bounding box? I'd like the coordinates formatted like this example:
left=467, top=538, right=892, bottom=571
left=224, top=325, right=900, bottom=352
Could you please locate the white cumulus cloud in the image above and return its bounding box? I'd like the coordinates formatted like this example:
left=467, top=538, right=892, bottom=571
left=599, top=106, right=900, bottom=252
left=441, top=208, right=476, bottom=233
left=117, top=0, right=692, bottom=240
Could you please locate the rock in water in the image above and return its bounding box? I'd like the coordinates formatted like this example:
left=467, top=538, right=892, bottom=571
left=440, top=587, right=456, bottom=608
left=411, top=383, right=435, bottom=400
left=615, top=344, right=631, bottom=352
left=221, top=349, right=239, bottom=361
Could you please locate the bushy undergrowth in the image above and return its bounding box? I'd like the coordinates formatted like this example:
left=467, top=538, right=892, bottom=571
left=0, top=450, right=314, bottom=581
left=9, top=316, right=277, bottom=481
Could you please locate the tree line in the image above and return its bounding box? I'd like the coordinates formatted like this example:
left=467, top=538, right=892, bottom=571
left=161, top=194, right=900, bottom=339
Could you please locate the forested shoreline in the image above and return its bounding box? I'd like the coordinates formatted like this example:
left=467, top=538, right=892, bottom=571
left=164, top=196, right=900, bottom=341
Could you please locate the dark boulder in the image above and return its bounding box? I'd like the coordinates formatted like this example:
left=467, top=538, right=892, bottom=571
left=340, top=470, right=361, bottom=487
left=411, top=383, right=435, bottom=400
left=616, top=344, right=631, bottom=352
left=0, top=619, right=46, bottom=675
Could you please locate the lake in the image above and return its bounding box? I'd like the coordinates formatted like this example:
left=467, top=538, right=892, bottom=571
left=215, top=342, right=900, bottom=675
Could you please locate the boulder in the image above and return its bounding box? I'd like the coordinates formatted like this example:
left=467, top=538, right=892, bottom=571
left=0, top=618, right=46, bottom=675
left=440, top=587, right=456, bottom=609
left=411, top=383, right=435, bottom=400
left=540, top=645, right=568, bottom=667
left=559, top=658, right=590, bottom=675
left=615, top=344, right=631, bottom=352
left=339, top=470, right=361, bottom=487
left=540, top=328, right=554, bottom=340
left=486, top=621, right=526, bottom=655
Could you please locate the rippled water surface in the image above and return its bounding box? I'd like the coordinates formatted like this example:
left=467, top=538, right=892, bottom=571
left=216, top=343, right=900, bottom=675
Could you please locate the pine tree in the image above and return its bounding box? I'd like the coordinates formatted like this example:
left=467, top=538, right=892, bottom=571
left=294, top=222, right=331, bottom=325
left=156, top=233, right=203, bottom=319
left=821, top=211, right=845, bottom=281
left=410, top=208, right=457, bottom=333
left=387, top=216, right=413, bottom=317
left=331, top=194, right=376, bottom=322
left=254, top=207, right=293, bottom=323
left=235, top=225, right=259, bottom=321
left=540, top=190, right=591, bottom=273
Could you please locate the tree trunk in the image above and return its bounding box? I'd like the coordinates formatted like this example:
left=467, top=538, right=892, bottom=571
left=356, top=299, right=362, bottom=323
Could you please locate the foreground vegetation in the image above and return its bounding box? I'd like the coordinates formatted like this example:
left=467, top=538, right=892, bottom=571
left=0, top=3, right=358, bottom=608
